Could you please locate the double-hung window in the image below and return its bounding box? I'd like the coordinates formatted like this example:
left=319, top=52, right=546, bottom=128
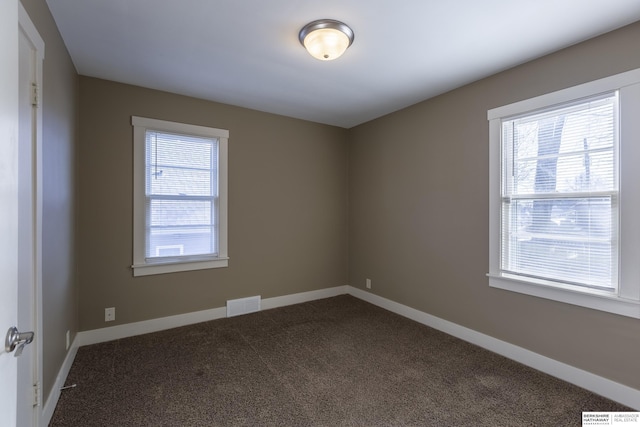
left=488, top=69, right=640, bottom=318
left=132, top=117, right=228, bottom=276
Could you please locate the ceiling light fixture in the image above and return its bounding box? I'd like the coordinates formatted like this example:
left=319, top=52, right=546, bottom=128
left=298, top=19, right=354, bottom=61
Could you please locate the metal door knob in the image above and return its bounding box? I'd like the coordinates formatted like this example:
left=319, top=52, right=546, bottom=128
left=5, top=326, right=34, bottom=357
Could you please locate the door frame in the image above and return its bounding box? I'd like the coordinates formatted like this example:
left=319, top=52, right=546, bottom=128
left=18, top=3, right=44, bottom=426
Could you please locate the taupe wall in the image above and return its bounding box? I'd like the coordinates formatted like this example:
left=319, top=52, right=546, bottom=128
left=19, top=0, right=79, bottom=404
left=77, top=77, right=349, bottom=331
left=348, top=21, right=640, bottom=390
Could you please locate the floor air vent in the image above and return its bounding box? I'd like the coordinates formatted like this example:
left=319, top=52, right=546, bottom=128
left=227, top=296, right=261, bottom=317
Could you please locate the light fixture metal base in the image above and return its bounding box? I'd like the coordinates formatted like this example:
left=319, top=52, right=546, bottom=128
left=298, top=19, right=355, bottom=47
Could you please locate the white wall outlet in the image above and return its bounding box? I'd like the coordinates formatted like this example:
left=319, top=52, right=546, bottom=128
left=105, top=307, right=115, bottom=322
left=366, top=278, right=372, bottom=289
left=65, top=330, right=70, bottom=350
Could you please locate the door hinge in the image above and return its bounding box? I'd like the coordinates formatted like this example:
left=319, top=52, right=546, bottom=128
left=31, top=82, right=39, bottom=107
left=33, top=382, right=41, bottom=407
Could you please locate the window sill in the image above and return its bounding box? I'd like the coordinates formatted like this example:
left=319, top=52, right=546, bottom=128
left=488, top=273, right=640, bottom=319
left=132, top=257, right=229, bottom=277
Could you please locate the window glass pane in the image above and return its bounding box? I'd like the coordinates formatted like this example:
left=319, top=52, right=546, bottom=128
left=504, top=95, right=616, bottom=196
left=502, top=197, right=614, bottom=290
left=146, top=131, right=217, bottom=197
left=146, top=199, right=215, bottom=258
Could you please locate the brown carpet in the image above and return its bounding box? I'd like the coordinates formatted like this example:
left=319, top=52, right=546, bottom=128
left=50, top=295, right=629, bottom=426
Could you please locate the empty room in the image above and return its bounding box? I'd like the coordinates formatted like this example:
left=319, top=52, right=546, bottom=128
left=2, top=0, right=640, bottom=426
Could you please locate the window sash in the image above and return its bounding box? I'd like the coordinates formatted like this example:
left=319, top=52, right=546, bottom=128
left=144, top=130, right=219, bottom=260
left=500, top=195, right=617, bottom=291
left=144, top=195, right=219, bottom=261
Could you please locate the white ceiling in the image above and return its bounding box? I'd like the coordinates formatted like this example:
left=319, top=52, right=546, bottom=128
left=46, top=0, right=640, bottom=128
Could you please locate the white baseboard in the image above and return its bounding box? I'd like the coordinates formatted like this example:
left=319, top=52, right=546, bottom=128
left=78, top=285, right=349, bottom=347
left=41, top=335, right=79, bottom=427
left=347, top=286, right=640, bottom=410
left=78, top=306, right=228, bottom=347
left=261, top=285, right=348, bottom=310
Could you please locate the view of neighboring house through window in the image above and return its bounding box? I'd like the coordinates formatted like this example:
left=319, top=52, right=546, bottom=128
left=132, top=116, right=228, bottom=276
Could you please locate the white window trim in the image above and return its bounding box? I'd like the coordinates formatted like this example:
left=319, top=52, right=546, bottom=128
left=131, top=116, right=229, bottom=277
left=488, top=68, right=640, bottom=319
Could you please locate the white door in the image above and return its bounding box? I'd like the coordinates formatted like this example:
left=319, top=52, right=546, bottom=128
left=17, top=4, right=44, bottom=426
left=0, top=0, right=21, bottom=426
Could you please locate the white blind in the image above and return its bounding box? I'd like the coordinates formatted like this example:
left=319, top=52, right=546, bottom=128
left=501, top=93, right=618, bottom=290
left=145, top=130, right=218, bottom=259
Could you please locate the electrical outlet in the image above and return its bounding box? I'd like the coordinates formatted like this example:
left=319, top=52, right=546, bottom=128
left=105, top=307, right=116, bottom=322
left=66, top=330, right=70, bottom=350
left=366, top=278, right=372, bottom=289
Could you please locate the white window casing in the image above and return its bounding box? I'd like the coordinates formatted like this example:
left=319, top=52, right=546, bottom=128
left=488, top=68, right=640, bottom=319
left=132, top=116, right=229, bottom=276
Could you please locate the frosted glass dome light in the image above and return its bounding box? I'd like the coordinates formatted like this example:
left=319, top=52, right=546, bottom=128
left=299, top=20, right=354, bottom=61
